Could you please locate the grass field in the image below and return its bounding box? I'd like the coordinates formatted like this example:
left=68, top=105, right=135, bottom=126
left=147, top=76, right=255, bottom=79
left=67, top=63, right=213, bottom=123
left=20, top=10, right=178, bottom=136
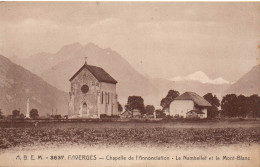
left=0, top=120, right=259, bottom=167
left=0, top=120, right=259, bottom=149
left=1, top=119, right=260, bottom=129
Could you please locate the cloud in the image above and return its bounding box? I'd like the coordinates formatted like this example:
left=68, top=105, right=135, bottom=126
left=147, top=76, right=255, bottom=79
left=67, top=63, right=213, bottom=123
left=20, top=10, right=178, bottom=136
left=171, top=71, right=231, bottom=84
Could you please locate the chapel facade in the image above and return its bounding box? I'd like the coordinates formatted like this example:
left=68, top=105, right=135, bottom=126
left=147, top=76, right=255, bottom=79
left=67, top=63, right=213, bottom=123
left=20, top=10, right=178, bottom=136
left=68, top=61, right=118, bottom=118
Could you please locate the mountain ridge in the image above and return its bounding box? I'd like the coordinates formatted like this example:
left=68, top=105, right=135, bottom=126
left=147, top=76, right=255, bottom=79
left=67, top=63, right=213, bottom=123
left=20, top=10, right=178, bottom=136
left=226, top=64, right=260, bottom=95
left=10, top=42, right=231, bottom=107
left=0, top=55, right=69, bottom=116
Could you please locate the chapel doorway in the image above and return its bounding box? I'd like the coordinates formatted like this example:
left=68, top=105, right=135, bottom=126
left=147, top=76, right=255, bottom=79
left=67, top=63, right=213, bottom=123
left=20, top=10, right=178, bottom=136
left=82, top=102, right=88, bottom=115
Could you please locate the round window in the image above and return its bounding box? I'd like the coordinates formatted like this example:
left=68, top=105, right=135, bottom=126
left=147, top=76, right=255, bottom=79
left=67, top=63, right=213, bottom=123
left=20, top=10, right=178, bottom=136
left=81, top=84, right=89, bottom=94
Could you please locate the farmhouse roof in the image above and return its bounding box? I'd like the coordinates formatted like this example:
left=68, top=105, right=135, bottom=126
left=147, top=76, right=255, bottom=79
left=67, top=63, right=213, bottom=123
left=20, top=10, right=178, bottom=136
left=187, top=110, right=205, bottom=114
left=174, top=92, right=212, bottom=107
left=69, top=63, right=117, bottom=84
left=121, top=111, right=132, bottom=115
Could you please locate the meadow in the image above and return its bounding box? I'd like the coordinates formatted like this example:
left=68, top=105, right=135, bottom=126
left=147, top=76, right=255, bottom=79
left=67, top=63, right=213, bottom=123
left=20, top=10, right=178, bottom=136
left=0, top=120, right=259, bottom=149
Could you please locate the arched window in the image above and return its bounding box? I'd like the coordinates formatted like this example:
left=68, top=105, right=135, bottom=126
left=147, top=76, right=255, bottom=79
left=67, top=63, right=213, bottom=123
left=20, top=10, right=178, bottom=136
left=107, top=93, right=110, bottom=104
left=101, top=92, right=104, bottom=104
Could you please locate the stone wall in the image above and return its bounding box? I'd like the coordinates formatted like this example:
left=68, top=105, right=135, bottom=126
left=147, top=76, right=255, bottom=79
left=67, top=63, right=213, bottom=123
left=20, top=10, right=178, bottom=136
left=69, top=68, right=99, bottom=118
left=69, top=67, right=118, bottom=118
left=99, top=82, right=118, bottom=116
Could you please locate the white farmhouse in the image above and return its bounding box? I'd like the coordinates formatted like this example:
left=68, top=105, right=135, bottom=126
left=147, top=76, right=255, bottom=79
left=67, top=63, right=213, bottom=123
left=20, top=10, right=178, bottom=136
left=169, top=92, right=211, bottom=118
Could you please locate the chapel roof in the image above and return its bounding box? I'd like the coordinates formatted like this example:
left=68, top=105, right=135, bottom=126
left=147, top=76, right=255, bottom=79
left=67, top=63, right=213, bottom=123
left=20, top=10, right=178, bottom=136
left=174, top=92, right=212, bottom=107
left=69, top=63, right=117, bottom=84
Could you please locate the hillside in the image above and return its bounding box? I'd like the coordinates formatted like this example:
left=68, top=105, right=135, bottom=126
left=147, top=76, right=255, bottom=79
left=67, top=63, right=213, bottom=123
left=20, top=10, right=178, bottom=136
left=40, top=43, right=164, bottom=106
left=12, top=43, right=230, bottom=107
left=226, top=64, right=260, bottom=95
left=0, top=55, right=68, bottom=116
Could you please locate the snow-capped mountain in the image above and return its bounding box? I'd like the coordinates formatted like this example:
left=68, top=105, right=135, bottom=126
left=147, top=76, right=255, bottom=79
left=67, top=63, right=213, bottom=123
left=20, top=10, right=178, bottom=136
left=171, top=71, right=230, bottom=85
left=11, top=42, right=231, bottom=107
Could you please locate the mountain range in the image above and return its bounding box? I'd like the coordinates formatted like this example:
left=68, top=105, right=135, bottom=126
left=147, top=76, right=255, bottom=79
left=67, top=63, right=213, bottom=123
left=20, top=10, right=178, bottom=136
left=1, top=42, right=258, bottom=116
left=171, top=71, right=230, bottom=84
left=5, top=42, right=259, bottom=115
left=226, top=64, right=260, bottom=95
left=0, top=55, right=68, bottom=116
left=10, top=42, right=234, bottom=108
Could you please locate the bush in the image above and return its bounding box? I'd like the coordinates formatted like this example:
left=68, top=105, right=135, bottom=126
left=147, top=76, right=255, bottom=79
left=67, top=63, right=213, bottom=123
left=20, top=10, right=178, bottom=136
left=30, top=109, right=39, bottom=119
left=51, top=115, right=62, bottom=119
left=100, top=114, right=120, bottom=119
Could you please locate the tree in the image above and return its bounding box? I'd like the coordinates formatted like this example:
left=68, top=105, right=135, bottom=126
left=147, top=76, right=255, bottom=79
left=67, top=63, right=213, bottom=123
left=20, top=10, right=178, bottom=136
left=117, top=102, right=123, bottom=113
left=248, top=95, right=260, bottom=117
left=203, top=93, right=220, bottom=107
left=19, top=113, right=25, bottom=119
left=125, top=96, right=145, bottom=117
left=237, top=95, right=251, bottom=117
left=30, top=109, right=39, bottom=119
left=221, top=94, right=260, bottom=118
left=221, top=94, right=238, bottom=117
left=12, top=110, right=20, bottom=119
left=203, top=93, right=220, bottom=118
left=155, top=109, right=166, bottom=118
left=160, top=90, right=180, bottom=111
left=0, top=110, right=4, bottom=119
left=145, top=105, right=155, bottom=115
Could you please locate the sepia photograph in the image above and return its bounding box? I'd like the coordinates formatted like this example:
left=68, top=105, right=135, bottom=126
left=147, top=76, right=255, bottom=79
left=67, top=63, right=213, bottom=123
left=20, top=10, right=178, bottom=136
left=0, top=1, right=259, bottom=167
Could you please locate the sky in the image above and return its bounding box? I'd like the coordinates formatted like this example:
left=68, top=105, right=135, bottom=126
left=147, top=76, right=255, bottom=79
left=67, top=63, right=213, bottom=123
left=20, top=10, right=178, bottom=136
left=0, top=2, right=259, bottom=82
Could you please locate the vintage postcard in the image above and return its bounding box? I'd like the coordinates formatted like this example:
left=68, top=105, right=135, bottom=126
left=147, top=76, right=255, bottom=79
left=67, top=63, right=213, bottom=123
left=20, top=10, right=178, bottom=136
left=0, top=1, right=259, bottom=167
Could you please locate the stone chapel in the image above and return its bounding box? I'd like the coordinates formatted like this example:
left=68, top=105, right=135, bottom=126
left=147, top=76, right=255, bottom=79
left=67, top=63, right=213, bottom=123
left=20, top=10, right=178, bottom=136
left=68, top=61, right=118, bottom=118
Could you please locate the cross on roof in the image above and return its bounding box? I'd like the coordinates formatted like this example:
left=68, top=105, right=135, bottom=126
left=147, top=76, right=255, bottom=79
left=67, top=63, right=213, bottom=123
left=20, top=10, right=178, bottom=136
left=84, top=56, right=88, bottom=64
